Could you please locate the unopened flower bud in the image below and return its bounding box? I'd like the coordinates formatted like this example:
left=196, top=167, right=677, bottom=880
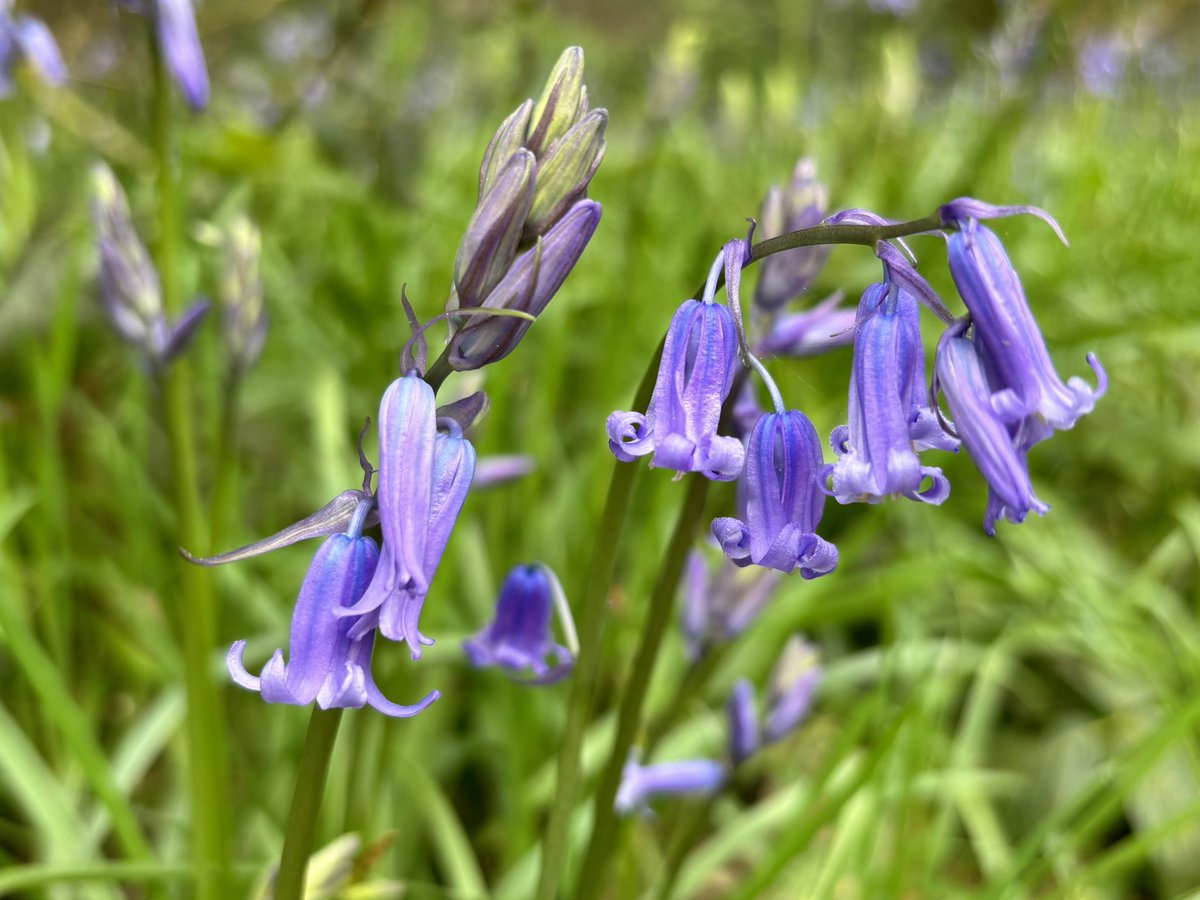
left=524, top=108, right=607, bottom=237
left=454, top=148, right=536, bottom=308
left=449, top=199, right=601, bottom=370
left=92, top=163, right=163, bottom=347
left=478, top=99, right=533, bottom=200
left=220, top=215, right=267, bottom=375
left=525, top=46, right=585, bottom=157
left=754, top=159, right=830, bottom=310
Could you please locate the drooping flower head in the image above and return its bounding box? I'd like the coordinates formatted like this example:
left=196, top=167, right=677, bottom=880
left=607, top=241, right=746, bottom=481
left=934, top=326, right=1049, bottom=535
left=824, top=282, right=954, bottom=505
left=226, top=498, right=440, bottom=718
left=939, top=198, right=1106, bottom=449
left=712, top=410, right=838, bottom=577
left=614, top=753, right=726, bottom=817
left=337, top=373, right=476, bottom=658
left=464, top=563, right=575, bottom=684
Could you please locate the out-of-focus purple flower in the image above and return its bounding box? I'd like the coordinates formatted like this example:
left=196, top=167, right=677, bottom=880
left=607, top=243, right=745, bottom=481
left=939, top=199, right=1106, bottom=449
left=712, top=411, right=838, bottom=577
left=0, top=9, right=67, bottom=97
left=615, top=753, right=726, bottom=816
left=1078, top=34, right=1126, bottom=97
left=681, top=550, right=781, bottom=661
left=464, top=563, right=574, bottom=684
left=337, top=375, right=476, bottom=657
left=824, top=283, right=954, bottom=505
left=934, top=328, right=1048, bottom=535
left=727, top=679, right=759, bottom=764
left=220, top=216, right=267, bottom=375
left=756, top=291, right=856, bottom=357
left=91, top=162, right=209, bottom=369
left=764, top=636, right=821, bottom=742
left=754, top=159, right=830, bottom=311
left=226, top=502, right=439, bottom=718
left=448, top=199, right=601, bottom=371
left=157, top=0, right=209, bottom=110
left=472, top=454, right=535, bottom=489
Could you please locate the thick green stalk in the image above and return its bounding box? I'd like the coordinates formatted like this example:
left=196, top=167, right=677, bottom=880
left=208, top=374, right=243, bottom=549
left=573, top=474, right=711, bottom=899
left=149, top=31, right=230, bottom=898
left=275, top=709, right=345, bottom=900
left=533, top=342, right=663, bottom=900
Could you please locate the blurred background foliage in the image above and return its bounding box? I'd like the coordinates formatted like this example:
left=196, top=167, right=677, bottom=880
left=1, top=0, right=1199, bottom=896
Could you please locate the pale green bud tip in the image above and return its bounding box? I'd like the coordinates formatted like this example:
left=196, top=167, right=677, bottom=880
left=526, top=46, right=586, bottom=157
left=221, top=215, right=267, bottom=373
left=525, top=108, right=607, bottom=237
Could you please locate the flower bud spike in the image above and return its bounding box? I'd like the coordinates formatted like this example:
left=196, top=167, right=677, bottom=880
left=524, top=109, right=607, bottom=237
left=454, top=149, right=536, bottom=307
left=526, top=46, right=586, bottom=158
left=479, top=99, right=533, bottom=199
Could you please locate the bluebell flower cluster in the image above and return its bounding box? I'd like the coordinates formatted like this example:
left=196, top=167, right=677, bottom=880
left=728, top=636, right=822, bottom=763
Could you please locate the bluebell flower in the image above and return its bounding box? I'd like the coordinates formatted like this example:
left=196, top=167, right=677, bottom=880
left=614, top=753, right=726, bottom=816
left=711, top=410, right=838, bottom=577
left=119, top=0, right=209, bottom=110
left=727, top=679, right=760, bottom=764
left=337, top=374, right=476, bottom=657
left=756, top=291, right=857, bottom=358
left=824, top=282, right=955, bottom=505
left=934, top=327, right=1049, bottom=535
left=607, top=244, right=745, bottom=481
left=464, top=563, right=575, bottom=684
left=754, top=159, right=829, bottom=311
left=939, top=198, right=1106, bottom=448
left=764, top=636, right=821, bottom=742
left=0, top=5, right=66, bottom=97
left=227, top=502, right=440, bottom=718
left=681, top=550, right=781, bottom=661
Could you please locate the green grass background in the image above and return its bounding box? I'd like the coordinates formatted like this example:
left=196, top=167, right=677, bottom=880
left=1, top=0, right=1199, bottom=896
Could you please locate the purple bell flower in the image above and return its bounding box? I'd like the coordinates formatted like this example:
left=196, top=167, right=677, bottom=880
left=607, top=244, right=745, bottom=481
left=756, top=291, right=857, bottom=358
left=940, top=199, right=1106, bottom=448
left=824, top=282, right=955, bottom=505
left=464, top=563, right=575, bottom=684
left=727, top=679, right=760, bottom=764
left=226, top=512, right=440, bottom=718
left=712, top=410, right=838, bottom=577
left=681, top=550, right=781, bottom=661
left=764, top=636, right=821, bottom=742
left=0, top=9, right=67, bottom=97
left=338, top=374, right=476, bottom=658
left=615, top=753, right=726, bottom=816
left=158, top=0, right=209, bottom=110
left=934, top=328, right=1049, bottom=535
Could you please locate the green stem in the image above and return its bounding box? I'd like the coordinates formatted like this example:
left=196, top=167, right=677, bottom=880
left=208, top=373, right=243, bottom=549
left=150, top=28, right=230, bottom=899
left=275, top=708, right=345, bottom=900
left=533, top=340, right=663, bottom=900
left=574, top=474, right=711, bottom=899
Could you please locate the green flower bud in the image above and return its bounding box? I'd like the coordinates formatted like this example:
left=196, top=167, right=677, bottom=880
left=220, top=215, right=267, bottom=374
left=524, top=108, right=607, bottom=238
left=478, top=99, right=533, bottom=200
left=525, top=46, right=585, bottom=158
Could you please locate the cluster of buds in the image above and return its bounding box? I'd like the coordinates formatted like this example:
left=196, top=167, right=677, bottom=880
left=446, top=46, right=604, bottom=371
left=218, top=215, right=268, bottom=376
left=91, top=163, right=209, bottom=371
left=0, top=0, right=66, bottom=98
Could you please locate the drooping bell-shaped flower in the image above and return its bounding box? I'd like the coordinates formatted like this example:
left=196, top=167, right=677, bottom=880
left=940, top=198, right=1106, bottom=448
left=0, top=6, right=67, bottom=97
left=226, top=510, right=439, bottom=718
left=464, top=563, right=575, bottom=684
left=824, top=282, right=954, bottom=505
left=934, top=328, right=1049, bottom=535
left=607, top=244, right=745, bottom=481
left=711, top=410, right=838, bottom=577
left=756, top=291, right=856, bottom=359
left=681, top=550, right=781, bottom=661
left=337, top=374, right=476, bottom=657
left=614, top=753, right=726, bottom=816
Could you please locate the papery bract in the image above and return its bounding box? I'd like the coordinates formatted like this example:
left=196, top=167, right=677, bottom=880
left=712, top=411, right=837, bottom=576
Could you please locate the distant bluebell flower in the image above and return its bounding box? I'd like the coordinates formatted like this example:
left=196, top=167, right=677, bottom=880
left=934, top=327, right=1048, bottom=535
left=464, top=563, right=574, bottom=684
left=764, top=636, right=821, bottom=742
left=607, top=244, right=745, bottom=480
left=754, top=159, right=830, bottom=311
left=824, top=283, right=954, bottom=505
left=681, top=550, right=781, bottom=660
left=756, top=291, right=856, bottom=358
left=1078, top=34, right=1126, bottom=97
left=226, top=503, right=440, bottom=718
left=939, top=199, right=1106, bottom=448
left=91, top=162, right=209, bottom=369
left=219, top=216, right=267, bottom=375
left=0, top=5, right=67, bottom=97
left=338, top=374, right=476, bottom=657
left=727, top=679, right=760, bottom=764
left=712, top=410, right=838, bottom=577
left=615, top=753, right=726, bottom=816
left=119, top=0, right=209, bottom=109
left=471, top=454, right=535, bottom=489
